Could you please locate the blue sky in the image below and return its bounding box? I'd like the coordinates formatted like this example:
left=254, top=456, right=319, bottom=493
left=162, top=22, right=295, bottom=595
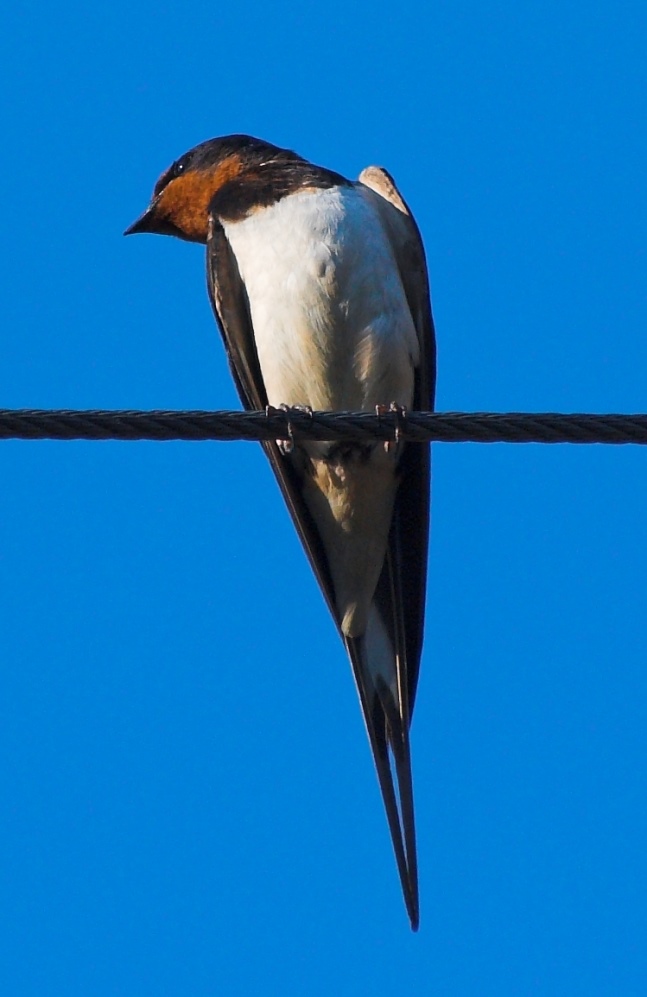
left=1, top=1, right=646, bottom=993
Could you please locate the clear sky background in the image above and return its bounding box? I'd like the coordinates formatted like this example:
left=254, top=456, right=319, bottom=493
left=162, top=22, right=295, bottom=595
left=1, top=2, right=646, bottom=994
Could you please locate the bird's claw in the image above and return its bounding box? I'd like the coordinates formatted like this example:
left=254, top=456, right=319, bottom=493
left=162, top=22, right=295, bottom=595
left=375, top=402, right=407, bottom=452
left=266, top=404, right=313, bottom=454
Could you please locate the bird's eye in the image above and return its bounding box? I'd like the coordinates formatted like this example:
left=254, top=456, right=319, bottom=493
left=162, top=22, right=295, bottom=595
left=153, top=158, right=189, bottom=197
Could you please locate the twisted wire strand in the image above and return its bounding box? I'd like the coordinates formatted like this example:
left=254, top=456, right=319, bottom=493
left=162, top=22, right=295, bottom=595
left=1, top=409, right=647, bottom=444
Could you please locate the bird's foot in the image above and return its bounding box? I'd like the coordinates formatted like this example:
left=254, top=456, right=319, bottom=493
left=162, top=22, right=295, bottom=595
left=375, top=402, right=407, bottom=453
left=266, top=404, right=313, bottom=454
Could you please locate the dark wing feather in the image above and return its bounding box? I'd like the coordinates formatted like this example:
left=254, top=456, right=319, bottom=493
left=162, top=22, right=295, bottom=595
left=348, top=167, right=436, bottom=930
left=358, top=166, right=436, bottom=711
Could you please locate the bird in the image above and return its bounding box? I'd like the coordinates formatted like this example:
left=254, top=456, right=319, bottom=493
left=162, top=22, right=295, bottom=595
left=125, top=135, right=436, bottom=930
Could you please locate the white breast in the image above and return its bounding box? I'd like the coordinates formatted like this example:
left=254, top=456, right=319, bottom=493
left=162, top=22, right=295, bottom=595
left=221, top=185, right=419, bottom=413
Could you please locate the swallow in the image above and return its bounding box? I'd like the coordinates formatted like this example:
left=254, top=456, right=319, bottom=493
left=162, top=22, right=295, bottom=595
left=125, top=135, right=436, bottom=930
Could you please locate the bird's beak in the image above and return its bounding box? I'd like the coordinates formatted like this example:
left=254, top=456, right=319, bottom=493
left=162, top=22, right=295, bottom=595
left=124, top=197, right=164, bottom=236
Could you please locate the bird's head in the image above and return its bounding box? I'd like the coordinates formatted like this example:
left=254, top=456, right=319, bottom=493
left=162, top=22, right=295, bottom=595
left=124, top=134, right=294, bottom=243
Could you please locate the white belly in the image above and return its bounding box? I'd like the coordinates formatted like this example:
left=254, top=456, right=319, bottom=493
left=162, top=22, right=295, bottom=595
left=221, top=185, right=419, bottom=413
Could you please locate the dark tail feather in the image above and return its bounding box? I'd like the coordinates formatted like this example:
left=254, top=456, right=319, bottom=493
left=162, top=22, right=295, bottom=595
left=345, top=636, right=419, bottom=931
